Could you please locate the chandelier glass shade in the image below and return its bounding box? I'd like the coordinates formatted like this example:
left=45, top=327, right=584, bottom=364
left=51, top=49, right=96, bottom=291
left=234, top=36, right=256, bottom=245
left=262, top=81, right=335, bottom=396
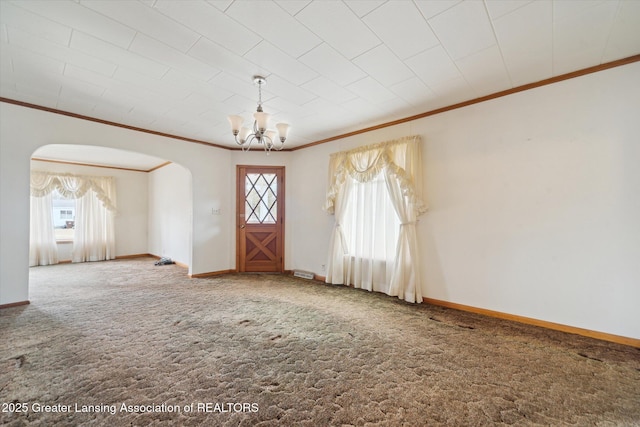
left=227, top=76, right=290, bottom=153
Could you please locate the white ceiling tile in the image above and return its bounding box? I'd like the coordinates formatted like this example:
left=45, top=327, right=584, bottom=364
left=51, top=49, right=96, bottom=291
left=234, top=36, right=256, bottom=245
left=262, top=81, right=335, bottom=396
left=553, top=0, right=607, bottom=22
left=80, top=0, right=200, bottom=53
left=59, top=73, right=106, bottom=97
left=188, top=37, right=257, bottom=79
left=196, top=109, right=229, bottom=129
left=8, top=26, right=117, bottom=77
left=375, top=97, right=414, bottom=119
left=97, top=93, right=141, bottom=120
left=70, top=31, right=169, bottom=79
left=173, top=119, right=211, bottom=135
left=14, top=0, right=135, bottom=48
left=261, top=74, right=317, bottom=106
left=243, top=41, right=318, bottom=86
left=363, top=1, right=439, bottom=60
left=206, top=0, right=233, bottom=13
left=428, top=75, right=473, bottom=105
left=553, top=1, right=619, bottom=75
left=296, top=1, right=380, bottom=59
left=493, top=0, right=552, bottom=86
left=56, top=89, right=97, bottom=112
left=413, top=0, right=462, bottom=20
left=209, top=123, right=233, bottom=143
left=209, top=73, right=258, bottom=100
left=352, top=44, right=414, bottom=86
left=346, top=76, right=397, bottom=104
left=0, top=47, right=13, bottom=76
left=226, top=1, right=321, bottom=58
left=300, top=76, right=358, bottom=104
left=344, top=1, right=386, bottom=18
left=100, top=93, right=140, bottom=114
left=299, top=96, right=341, bottom=115
left=113, top=67, right=190, bottom=100
left=342, top=98, right=380, bottom=131
left=299, top=43, right=367, bottom=86
left=163, top=103, right=208, bottom=122
left=129, top=34, right=219, bottom=82
left=340, top=97, right=381, bottom=121
left=153, top=0, right=261, bottom=56
left=0, top=1, right=72, bottom=46
left=455, top=45, right=511, bottom=96
left=127, top=105, right=170, bottom=125
left=389, top=76, right=437, bottom=107
left=484, top=0, right=533, bottom=20
left=199, top=109, right=228, bottom=127
left=261, top=96, right=301, bottom=120
left=222, top=93, right=260, bottom=115
left=6, top=44, right=65, bottom=76
left=295, top=104, right=354, bottom=131
left=11, top=75, right=61, bottom=100
left=161, top=69, right=233, bottom=103
left=62, top=63, right=113, bottom=89
left=405, top=45, right=461, bottom=87
left=602, top=0, right=640, bottom=62
left=258, top=102, right=291, bottom=124
left=275, top=0, right=312, bottom=16
left=65, top=64, right=173, bottom=110
left=428, top=1, right=496, bottom=60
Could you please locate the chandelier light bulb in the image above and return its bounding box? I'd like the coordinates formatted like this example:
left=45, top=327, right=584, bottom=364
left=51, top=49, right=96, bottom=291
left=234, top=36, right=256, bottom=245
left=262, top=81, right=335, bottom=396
left=227, top=115, right=244, bottom=135
left=253, top=111, right=270, bottom=133
left=238, top=126, right=251, bottom=143
left=276, top=123, right=290, bottom=142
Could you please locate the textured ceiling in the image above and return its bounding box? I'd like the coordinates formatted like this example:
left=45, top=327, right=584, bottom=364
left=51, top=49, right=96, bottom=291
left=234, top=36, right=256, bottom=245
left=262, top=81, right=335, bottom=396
left=2, top=0, right=640, bottom=156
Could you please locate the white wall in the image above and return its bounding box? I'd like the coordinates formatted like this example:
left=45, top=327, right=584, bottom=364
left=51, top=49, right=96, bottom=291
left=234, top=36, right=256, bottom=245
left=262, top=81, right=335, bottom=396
left=30, top=158, right=149, bottom=260
left=148, top=162, right=192, bottom=265
left=288, top=62, right=640, bottom=339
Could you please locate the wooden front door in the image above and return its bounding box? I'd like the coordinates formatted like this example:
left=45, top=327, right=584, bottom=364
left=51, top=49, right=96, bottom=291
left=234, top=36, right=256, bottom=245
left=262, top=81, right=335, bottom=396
left=236, top=166, right=285, bottom=272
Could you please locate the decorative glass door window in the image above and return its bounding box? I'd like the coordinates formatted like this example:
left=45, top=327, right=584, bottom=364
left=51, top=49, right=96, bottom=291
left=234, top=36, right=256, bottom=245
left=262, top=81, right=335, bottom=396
left=245, top=173, right=278, bottom=224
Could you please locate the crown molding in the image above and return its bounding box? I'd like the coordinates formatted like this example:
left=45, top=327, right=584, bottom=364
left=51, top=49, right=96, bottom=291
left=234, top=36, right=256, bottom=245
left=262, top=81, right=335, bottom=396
left=31, top=157, right=172, bottom=173
left=292, top=54, right=640, bottom=150
left=2, top=54, right=638, bottom=153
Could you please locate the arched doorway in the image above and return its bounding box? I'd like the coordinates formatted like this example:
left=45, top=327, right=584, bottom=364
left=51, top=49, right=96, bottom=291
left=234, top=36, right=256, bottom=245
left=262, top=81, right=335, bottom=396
left=28, top=144, right=193, bottom=292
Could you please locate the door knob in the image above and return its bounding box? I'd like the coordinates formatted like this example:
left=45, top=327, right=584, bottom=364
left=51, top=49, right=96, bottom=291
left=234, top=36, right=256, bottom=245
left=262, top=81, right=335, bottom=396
left=240, top=224, right=245, bottom=229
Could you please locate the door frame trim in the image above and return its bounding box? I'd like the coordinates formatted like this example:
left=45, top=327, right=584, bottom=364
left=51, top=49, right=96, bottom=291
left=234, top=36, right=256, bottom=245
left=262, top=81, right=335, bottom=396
left=235, top=165, right=285, bottom=272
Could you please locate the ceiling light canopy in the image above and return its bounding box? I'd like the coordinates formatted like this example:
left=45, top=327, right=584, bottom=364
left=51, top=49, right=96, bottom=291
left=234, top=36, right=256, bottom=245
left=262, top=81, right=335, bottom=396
left=227, top=76, right=290, bottom=153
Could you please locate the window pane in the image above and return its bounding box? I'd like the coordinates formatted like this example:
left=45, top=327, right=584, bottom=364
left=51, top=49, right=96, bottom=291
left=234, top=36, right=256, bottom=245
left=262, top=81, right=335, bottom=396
left=342, top=173, right=399, bottom=260
left=245, top=173, right=277, bottom=224
left=52, top=190, right=75, bottom=240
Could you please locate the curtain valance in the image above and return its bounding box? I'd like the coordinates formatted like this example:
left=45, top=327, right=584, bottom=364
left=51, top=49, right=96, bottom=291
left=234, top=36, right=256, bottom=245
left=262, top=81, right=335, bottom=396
left=323, top=136, right=426, bottom=215
left=30, top=171, right=117, bottom=212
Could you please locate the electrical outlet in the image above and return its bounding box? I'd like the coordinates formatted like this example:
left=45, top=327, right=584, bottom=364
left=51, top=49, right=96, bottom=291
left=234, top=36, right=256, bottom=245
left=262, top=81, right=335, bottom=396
left=321, top=264, right=326, bottom=272
left=211, top=208, right=221, bottom=215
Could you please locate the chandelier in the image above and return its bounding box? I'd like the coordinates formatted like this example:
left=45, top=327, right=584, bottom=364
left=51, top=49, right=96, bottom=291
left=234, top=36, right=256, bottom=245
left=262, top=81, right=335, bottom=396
left=227, top=75, right=290, bottom=153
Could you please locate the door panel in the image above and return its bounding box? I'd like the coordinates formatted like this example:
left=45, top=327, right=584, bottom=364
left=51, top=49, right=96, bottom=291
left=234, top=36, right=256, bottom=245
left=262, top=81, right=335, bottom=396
left=237, top=166, right=284, bottom=272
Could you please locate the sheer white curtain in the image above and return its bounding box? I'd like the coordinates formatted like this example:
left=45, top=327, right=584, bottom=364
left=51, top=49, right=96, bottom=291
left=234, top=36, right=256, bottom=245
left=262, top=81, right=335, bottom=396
left=30, top=171, right=117, bottom=265
left=324, top=136, right=426, bottom=303
left=73, top=188, right=116, bottom=262
left=29, top=193, right=58, bottom=267
left=325, top=154, right=351, bottom=283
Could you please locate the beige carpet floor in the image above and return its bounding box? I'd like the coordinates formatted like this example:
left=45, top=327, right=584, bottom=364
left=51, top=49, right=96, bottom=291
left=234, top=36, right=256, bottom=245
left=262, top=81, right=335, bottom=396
left=1, top=258, right=639, bottom=426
